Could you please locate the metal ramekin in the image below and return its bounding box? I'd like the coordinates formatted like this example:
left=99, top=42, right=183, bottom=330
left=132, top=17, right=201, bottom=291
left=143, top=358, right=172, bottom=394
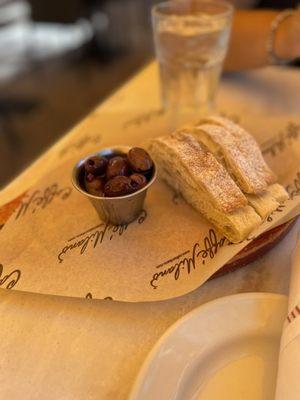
left=72, top=146, right=156, bottom=225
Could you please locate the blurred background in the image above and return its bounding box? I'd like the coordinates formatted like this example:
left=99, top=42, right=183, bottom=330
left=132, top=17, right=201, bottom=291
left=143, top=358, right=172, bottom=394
left=0, top=0, right=161, bottom=188
left=0, top=0, right=296, bottom=189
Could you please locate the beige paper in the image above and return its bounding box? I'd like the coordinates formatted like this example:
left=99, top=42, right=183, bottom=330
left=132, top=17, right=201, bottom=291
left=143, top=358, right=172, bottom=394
left=1, top=112, right=300, bottom=302
left=274, top=230, right=300, bottom=400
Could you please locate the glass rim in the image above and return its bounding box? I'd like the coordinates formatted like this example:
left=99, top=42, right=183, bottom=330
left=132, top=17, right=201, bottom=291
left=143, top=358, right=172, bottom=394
left=152, top=0, right=234, bottom=20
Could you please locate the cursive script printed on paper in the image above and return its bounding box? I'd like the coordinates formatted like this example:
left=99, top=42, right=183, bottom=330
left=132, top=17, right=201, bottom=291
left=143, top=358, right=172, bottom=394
left=172, top=191, right=181, bottom=205
left=14, top=183, right=72, bottom=220
left=123, top=109, right=165, bottom=129
left=0, top=264, right=21, bottom=289
left=57, top=210, right=147, bottom=263
left=85, top=292, right=113, bottom=300
left=59, top=133, right=102, bottom=159
left=286, top=171, right=300, bottom=200
left=266, top=170, right=300, bottom=221
left=262, top=121, right=300, bottom=158
left=266, top=204, right=286, bottom=222
left=150, top=229, right=227, bottom=289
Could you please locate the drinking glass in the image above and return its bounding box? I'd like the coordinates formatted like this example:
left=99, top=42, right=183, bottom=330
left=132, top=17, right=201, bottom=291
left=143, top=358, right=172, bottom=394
left=152, top=0, right=233, bottom=116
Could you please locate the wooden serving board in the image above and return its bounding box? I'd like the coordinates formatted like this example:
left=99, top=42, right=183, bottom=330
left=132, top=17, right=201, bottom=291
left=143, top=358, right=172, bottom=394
left=212, top=217, right=297, bottom=279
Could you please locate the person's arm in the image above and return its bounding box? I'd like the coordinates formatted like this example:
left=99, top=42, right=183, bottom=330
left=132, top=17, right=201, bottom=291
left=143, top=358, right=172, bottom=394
left=224, top=9, right=300, bottom=72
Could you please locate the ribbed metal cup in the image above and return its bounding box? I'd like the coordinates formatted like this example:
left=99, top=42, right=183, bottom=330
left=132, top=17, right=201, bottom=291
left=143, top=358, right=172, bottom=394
left=72, top=146, right=156, bottom=225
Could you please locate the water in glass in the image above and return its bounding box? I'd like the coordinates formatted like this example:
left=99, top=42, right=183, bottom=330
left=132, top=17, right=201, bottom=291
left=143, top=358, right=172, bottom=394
left=152, top=2, right=232, bottom=114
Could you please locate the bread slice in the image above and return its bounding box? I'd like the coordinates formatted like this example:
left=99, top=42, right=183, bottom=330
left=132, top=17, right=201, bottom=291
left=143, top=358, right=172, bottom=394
left=246, top=184, right=289, bottom=219
left=268, top=183, right=289, bottom=203
left=246, top=184, right=288, bottom=218
left=245, top=191, right=279, bottom=219
left=148, top=133, right=262, bottom=243
left=197, top=116, right=277, bottom=191
left=189, top=124, right=279, bottom=218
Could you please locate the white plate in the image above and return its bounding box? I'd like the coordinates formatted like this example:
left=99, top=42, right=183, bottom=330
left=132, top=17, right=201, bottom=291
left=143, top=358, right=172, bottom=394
left=130, top=293, right=287, bottom=400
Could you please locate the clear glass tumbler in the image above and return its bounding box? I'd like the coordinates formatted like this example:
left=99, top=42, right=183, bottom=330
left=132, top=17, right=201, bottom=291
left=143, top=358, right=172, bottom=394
left=152, top=0, right=233, bottom=116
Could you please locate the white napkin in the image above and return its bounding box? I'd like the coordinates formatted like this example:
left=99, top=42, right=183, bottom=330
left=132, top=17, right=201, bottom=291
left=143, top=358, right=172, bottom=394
left=275, top=234, right=300, bottom=399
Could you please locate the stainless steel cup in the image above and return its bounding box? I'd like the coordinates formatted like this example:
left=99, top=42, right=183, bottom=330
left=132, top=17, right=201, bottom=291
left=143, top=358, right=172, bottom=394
left=72, top=146, right=156, bottom=225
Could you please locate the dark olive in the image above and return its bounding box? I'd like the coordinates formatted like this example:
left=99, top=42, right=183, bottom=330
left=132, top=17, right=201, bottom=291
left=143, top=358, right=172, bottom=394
left=128, top=147, right=153, bottom=173
left=86, top=173, right=95, bottom=182
left=130, top=173, right=147, bottom=192
left=106, top=156, right=130, bottom=180
left=84, top=156, right=108, bottom=176
left=85, top=174, right=105, bottom=196
left=104, top=176, right=132, bottom=197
